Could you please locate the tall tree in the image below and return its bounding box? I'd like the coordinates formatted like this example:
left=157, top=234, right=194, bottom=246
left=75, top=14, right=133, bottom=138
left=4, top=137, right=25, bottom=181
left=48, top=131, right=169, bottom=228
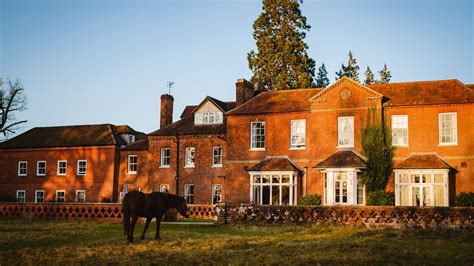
left=247, top=0, right=316, bottom=90
left=315, top=63, right=330, bottom=88
left=335, top=51, right=360, bottom=81
left=0, top=79, right=27, bottom=139
left=364, top=66, right=375, bottom=85
left=378, top=64, right=392, bottom=84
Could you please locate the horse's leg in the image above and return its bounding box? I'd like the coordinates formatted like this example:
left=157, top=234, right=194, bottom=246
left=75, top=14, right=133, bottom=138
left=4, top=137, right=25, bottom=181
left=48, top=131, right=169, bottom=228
left=155, top=214, right=163, bottom=240
left=123, top=212, right=130, bottom=238
left=128, top=215, right=138, bottom=243
left=140, top=217, right=152, bottom=240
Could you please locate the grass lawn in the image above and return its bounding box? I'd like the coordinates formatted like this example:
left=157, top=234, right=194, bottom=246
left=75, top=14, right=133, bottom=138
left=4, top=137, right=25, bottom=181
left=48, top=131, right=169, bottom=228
left=0, top=219, right=472, bottom=265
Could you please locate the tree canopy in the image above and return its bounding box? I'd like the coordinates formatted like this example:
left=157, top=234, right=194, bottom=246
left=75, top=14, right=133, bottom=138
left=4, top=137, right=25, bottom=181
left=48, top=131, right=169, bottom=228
left=335, top=51, right=360, bottom=81
left=315, top=63, right=330, bottom=88
left=248, top=0, right=316, bottom=90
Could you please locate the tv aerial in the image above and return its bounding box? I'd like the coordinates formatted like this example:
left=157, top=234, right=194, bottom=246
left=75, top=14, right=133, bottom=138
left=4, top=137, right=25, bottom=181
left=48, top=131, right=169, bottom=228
left=166, top=81, right=174, bottom=95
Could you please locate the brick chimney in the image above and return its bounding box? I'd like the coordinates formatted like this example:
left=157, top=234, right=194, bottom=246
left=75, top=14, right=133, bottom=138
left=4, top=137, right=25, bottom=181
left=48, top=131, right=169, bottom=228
left=236, top=79, right=255, bottom=107
left=160, top=94, right=174, bottom=129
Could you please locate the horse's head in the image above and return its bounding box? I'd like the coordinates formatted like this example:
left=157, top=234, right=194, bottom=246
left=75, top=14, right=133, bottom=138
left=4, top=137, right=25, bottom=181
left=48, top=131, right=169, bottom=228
left=176, top=197, right=189, bottom=218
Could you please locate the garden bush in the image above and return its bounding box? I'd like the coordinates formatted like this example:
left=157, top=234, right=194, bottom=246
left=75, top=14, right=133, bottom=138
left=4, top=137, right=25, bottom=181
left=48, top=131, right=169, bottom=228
left=298, top=194, right=321, bottom=206
left=366, top=190, right=395, bottom=206
left=455, top=192, right=474, bottom=207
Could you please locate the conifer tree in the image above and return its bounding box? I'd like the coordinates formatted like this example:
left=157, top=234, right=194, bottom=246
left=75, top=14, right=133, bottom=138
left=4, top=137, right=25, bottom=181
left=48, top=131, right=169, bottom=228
left=364, top=66, right=375, bottom=85
left=247, top=0, right=316, bottom=90
left=335, top=51, right=360, bottom=81
left=315, top=63, right=330, bottom=88
left=378, top=64, right=392, bottom=84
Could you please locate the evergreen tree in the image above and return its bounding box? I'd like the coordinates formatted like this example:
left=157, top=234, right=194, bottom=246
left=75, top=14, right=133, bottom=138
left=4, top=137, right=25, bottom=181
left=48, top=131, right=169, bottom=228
left=335, top=51, right=360, bottom=81
left=378, top=64, right=392, bottom=84
left=315, top=63, right=330, bottom=88
left=364, top=66, right=375, bottom=85
left=247, top=0, right=316, bottom=90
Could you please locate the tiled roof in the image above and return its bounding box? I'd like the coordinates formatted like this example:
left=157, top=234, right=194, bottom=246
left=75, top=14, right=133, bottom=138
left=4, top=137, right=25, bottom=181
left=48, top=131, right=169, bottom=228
left=179, top=98, right=236, bottom=119
left=0, top=124, right=127, bottom=149
left=115, top=125, right=147, bottom=140
left=180, top=105, right=198, bottom=119
left=368, top=79, right=474, bottom=106
left=466, top=84, right=474, bottom=90
left=121, top=139, right=149, bottom=151
left=247, top=157, right=303, bottom=172
left=394, top=154, right=452, bottom=169
left=314, top=150, right=367, bottom=169
left=227, top=88, right=322, bottom=115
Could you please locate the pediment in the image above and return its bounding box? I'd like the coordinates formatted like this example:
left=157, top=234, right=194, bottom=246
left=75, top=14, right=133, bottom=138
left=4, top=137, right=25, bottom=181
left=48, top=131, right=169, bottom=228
left=309, top=76, right=383, bottom=103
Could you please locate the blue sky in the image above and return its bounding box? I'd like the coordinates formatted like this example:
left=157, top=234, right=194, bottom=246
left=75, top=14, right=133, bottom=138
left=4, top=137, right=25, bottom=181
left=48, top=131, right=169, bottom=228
left=1, top=0, right=472, bottom=135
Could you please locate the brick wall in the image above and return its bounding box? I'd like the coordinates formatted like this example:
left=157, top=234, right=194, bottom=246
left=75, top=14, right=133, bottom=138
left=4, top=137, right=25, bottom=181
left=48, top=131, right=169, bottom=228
left=0, top=146, right=118, bottom=202
left=216, top=204, right=474, bottom=229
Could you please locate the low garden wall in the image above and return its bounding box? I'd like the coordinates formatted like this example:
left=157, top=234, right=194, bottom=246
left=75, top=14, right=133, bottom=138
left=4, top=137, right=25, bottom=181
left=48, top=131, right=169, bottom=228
left=0, top=203, right=215, bottom=222
left=215, top=204, right=474, bottom=229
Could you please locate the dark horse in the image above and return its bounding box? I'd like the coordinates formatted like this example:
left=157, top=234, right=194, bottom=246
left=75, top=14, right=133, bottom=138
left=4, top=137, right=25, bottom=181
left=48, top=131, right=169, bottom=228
left=122, top=191, right=189, bottom=242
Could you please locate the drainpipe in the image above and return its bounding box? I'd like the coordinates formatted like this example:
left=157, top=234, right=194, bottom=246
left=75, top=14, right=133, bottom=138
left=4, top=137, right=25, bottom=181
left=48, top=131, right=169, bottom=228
left=175, top=134, right=180, bottom=195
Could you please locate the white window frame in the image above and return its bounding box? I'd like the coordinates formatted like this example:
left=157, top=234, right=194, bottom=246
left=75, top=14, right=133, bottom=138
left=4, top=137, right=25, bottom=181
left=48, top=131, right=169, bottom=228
left=35, top=190, right=45, bottom=203
left=36, top=161, right=46, bottom=176
left=195, top=112, right=223, bottom=125
left=212, top=147, right=223, bottom=167
left=160, top=148, right=171, bottom=168
left=55, top=190, right=66, bottom=202
left=18, top=161, right=27, bottom=176
left=184, top=147, right=195, bottom=168
left=337, top=116, right=354, bottom=148
left=394, top=169, right=449, bottom=207
left=57, top=160, right=67, bottom=176
left=249, top=171, right=298, bottom=206
left=391, top=115, right=409, bottom=147
left=290, top=119, right=306, bottom=149
left=16, top=190, right=26, bottom=203
left=77, top=160, right=87, bottom=176
left=127, top=155, right=138, bottom=174
left=438, top=112, right=458, bottom=146
left=75, top=190, right=86, bottom=202
left=160, top=184, right=170, bottom=193
left=184, top=184, right=194, bottom=204
left=250, top=121, right=266, bottom=151
left=211, top=184, right=222, bottom=205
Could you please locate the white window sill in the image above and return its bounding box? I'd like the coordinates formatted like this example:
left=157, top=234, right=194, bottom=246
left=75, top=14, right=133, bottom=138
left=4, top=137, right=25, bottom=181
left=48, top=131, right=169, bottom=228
left=184, top=166, right=195, bottom=169
left=336, top=145, right=354, bottom=149
left=159, top=165, right=170, bottom=169
left=289, top=147, right=306, bottom=150
left=438, top=143, right=458, bottom=146
left=127, top=172, right=137, bottom=175
left=212, top=165, right=223, bottom=168
left=393, top=144, right=409, bottom=147
left=77, top=174, right=86, bottom=176
left=249, top=148, right=266, bottom=151
left=18, top=174, right=26, bottom=177
left=36, top=174, right=45, bottom=177
left=57, top=174, right=66, bottom=176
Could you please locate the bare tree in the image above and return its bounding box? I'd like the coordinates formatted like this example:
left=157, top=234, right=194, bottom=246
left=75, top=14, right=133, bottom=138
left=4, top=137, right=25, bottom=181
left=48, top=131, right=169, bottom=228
left=0, top=78, right=27, bottom=138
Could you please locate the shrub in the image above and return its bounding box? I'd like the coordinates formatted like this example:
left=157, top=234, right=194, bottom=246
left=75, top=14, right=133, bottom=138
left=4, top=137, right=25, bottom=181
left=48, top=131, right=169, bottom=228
left=366, top=190, right=395, bottom=206
left=298, top=194, right=322, bottom=206
left=455, top=192, right=474, bottom=207
left=99, top=195, right=113, bottom=203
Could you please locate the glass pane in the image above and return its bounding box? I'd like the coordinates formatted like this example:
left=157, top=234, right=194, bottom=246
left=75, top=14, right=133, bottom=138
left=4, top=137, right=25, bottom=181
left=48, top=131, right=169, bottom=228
left=281, top=186, right=290, bottom=205
left=272, top=186, right=280, bottom=205
left=434, top=174, right=444, bottom=183
left=411, top=174, right=420, bottom=183
left=253, top=186, right=261, bottom=204
left=400, top=185, right=409, bottom=206
left=272, top=176, right=280, bottom=184
left=281, top=175, right=290, bottom=183
left=423, top=187, right=431, bottom=206
left=400, top=174, right=409, bottom=183
left=412, top=187, right=420, bottom=206
left=342, top=181, right=348, bottom=203
left=434, top=185, right=444, bottom=206
left=262, top=175, right=270, bottom=183
left=253, top=175, right=261, bottom=183
left=262, top=186, right=270, bottom=205
left=422, top=174, right=431, bottom=183
left=335, top=181, right=340, bottom=203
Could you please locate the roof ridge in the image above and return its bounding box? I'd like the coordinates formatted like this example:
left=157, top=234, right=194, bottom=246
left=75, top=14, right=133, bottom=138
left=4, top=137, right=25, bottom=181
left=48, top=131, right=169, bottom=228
left=33, top=123, right=112, bottom=129
left=368, top=79, right=461, bottom=86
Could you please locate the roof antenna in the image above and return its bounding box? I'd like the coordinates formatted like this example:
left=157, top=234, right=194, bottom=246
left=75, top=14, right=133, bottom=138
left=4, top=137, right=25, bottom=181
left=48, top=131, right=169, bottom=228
left=166, top=81, right=174, bottom=95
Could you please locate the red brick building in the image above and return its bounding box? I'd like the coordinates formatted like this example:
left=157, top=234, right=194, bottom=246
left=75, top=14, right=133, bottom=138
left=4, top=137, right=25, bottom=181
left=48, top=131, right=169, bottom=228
left=1, top=77, right=473, bottom=207
left=0, top=124, right=145, bottom=202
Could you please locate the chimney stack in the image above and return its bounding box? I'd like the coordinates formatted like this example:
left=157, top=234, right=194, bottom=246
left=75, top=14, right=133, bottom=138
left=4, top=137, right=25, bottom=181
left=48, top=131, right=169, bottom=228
left=236, top=79, right=256, bottom=107
left=160, top=94, right=174, bottom=129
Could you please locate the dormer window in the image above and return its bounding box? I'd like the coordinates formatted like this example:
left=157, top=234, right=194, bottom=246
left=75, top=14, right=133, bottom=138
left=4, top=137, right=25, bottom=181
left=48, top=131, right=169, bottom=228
left=194, top=112, right=223, bottom=125
left=128, top=135, right=135, bottom=143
